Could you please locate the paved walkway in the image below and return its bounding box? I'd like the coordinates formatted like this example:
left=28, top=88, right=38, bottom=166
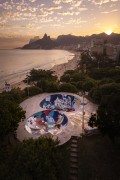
left=17, top=92, right=98, bottom=145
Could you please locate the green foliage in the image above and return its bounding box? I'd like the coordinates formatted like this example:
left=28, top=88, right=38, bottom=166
left=24, top=86, right=43, bottom=96
left=90, top=83, right=120, bottom=104
left=98, top=95, right=120, bottom=140
left=0, top=96, right=25, bottom=137
left=64, top=70, right=77, bottom=75
left=88, top=68, right=120, bottom=80
left=82, top=53, right=120, bottom=104
left=82, top=79, right=96, bottom=91
left=89, top=87, right=102, bottom=103
left=48, top=81, right=59, bottom=92
left=23, top=68, right=60, bottom=93
left=100, top=83, right=120, bottom=95
left=1, top=88, right=26, bottom=103
left=89, top=95, right=120, bottom=141
left=37, top=79, right=59, bottom=92
left=59, top=82, right=78, bottom=93
left=99, top=78, right=114, bottom=85
left=60, top=73, right=70, bottom=82
left=24, top=68, right=57, bottom=83
left=72, top=72, right=85, bottom=82
left=108, top=68, right=120, bottom=78
left=60, top=69, right=97, bottom=93
left=0, top=88, right=26, bottom=138
left=76, top=81, right=83, bottom=90
left=60, top=70, right=85, bottom=83
left=80, top=52, right=92, bottom=70
left=80, top=52, right=115, bottom=73
left=90, top=87, right=102, bottom=103
left=6, top=137, right=67, bottom=180
left=0, top=90, right=69, bottom=180
left=88, top=68, right=108, bottom=80
left=92, top=53, right=113, bottom=68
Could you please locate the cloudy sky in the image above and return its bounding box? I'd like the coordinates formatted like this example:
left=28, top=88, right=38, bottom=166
left=0, top=0, right=119, bottom=48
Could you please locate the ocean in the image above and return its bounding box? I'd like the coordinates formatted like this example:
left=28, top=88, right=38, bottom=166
left=0, top=49, right=74, bottom=89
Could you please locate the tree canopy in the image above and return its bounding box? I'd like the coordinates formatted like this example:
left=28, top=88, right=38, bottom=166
left=0, top=93, right=25, bottom=138
left=1, top=137, right=69, bottom=180
left=88, top=94, right=120, bottom=142
left=24, top=69, right=57, bottom=83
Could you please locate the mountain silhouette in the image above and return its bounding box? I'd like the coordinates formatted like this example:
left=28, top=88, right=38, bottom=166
left=22, top=33, right=120, bottom=49
left=22, top=33, right=57, bottom=49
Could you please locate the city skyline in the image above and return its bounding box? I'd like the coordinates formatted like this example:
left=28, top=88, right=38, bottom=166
left=0, top=0, right=120, bottom=48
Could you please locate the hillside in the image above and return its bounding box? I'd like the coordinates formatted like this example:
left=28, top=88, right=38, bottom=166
left=57, top=33, right=120, bottom=45
left=22, top=33, right=57, bottom=49
left=22, top=33, right=120, bottom=49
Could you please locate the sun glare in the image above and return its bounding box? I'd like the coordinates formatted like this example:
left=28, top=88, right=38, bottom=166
left=105, top=29, right=113, bottom=35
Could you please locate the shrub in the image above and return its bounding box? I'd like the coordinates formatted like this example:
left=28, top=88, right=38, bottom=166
left=24, top=86, right=42, bottom=96
left=59, top=83, right=78, bottom=93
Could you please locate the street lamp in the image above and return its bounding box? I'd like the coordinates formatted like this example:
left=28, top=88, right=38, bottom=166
left=82, top=93, right=85, bottom=133
left=78, top=91, right=88, bottom=134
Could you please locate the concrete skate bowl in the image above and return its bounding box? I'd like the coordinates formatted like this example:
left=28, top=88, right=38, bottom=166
left=40, top=94, right=81, bottom=112
left=25, top=110, right=68, bottom=136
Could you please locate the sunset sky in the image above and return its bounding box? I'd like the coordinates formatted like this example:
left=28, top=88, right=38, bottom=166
left=0, top=0, right=119, bottom=48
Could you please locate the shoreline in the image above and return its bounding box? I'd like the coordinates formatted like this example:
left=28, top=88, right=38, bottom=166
left=52, top=50, right=80, bottom=80
left=0, top=50, right=80, bottom=92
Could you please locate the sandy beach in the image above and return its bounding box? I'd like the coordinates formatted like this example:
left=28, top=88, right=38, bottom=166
left=8, top=51, right=80, bottom=90
left=52, top=51, right=80, bottom=80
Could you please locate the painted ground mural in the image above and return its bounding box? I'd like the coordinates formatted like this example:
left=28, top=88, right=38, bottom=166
left=25, top=110, right=68, bottom=136
left=40, top=94, right=81, bottom=111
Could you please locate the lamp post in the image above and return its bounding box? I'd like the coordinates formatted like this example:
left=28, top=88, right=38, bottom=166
left=64, top=63, right=66, bottom=72
left=78, top=91, right=88, bottom=134
left=82, top=94, right=85, bottom=133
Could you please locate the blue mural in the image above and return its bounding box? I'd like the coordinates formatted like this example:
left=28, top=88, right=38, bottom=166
left=40, top=94, right=81, bottom=111
left=25, top=110, right=68, bottom=135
